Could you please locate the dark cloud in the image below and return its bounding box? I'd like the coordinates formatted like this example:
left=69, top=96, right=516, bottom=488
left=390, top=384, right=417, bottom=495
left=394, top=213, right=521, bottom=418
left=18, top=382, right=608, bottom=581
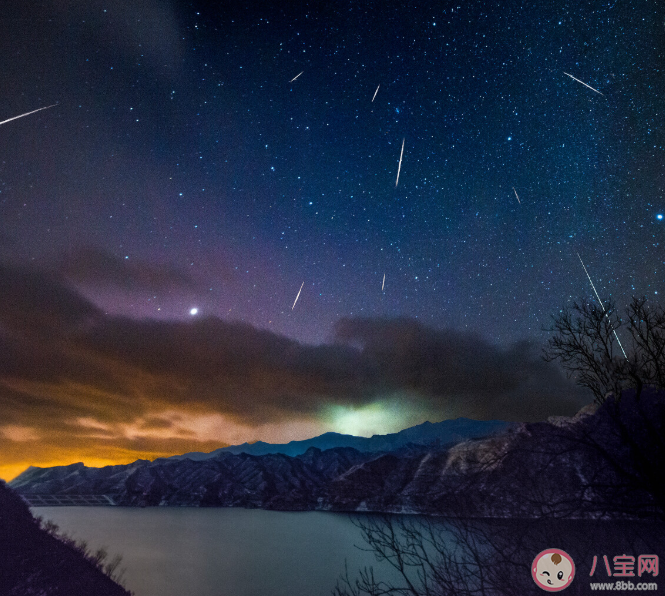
left=59, top=246, right=200, bottom=294
left=140, top=416, right=176, bottom=430
left=0, top=263, right=100, bottom=337
left=0, top=264, right=590, bottom=441
left=333, top=318, right=589, bottom=421
left=3, top=1, right=185, bottom=87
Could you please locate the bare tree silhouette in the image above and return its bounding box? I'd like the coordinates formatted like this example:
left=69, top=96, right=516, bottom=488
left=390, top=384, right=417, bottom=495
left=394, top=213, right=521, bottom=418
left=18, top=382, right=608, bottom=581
left=332, top=515, right=663, bottom=596
left=544, top=296, right=665, bottom=517
left=543, top=296, right=665, bottom=402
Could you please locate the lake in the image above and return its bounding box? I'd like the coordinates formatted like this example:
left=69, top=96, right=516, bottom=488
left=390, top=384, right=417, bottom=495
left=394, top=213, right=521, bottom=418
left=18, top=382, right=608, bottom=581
left=32, top=507, right=401, bottom=596
left=33, top=507, right=665, bottom=596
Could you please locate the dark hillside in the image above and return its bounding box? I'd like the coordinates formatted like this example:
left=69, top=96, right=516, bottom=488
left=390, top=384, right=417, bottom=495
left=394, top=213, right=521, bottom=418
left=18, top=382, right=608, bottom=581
left=0, top=480, right=131, bottom=596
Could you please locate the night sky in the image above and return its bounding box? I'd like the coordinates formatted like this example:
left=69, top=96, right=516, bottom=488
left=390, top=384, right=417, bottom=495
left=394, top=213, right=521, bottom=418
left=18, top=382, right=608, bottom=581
left=0, top=0, right=663, bottom=479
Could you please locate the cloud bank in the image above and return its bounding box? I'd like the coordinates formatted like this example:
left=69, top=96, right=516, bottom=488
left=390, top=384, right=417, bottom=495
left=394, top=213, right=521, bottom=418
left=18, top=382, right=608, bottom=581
left=0, top=263, right=590, bottom=479
left=59, top=247, right=200, bottom=294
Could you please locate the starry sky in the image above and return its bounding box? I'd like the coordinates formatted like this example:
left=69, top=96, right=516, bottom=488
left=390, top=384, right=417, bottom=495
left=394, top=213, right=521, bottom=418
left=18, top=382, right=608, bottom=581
left=0, top=0, right=663, bottom=479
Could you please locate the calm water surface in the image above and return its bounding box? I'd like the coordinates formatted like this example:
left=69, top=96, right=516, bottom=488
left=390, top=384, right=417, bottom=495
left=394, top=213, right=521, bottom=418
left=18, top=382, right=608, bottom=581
left=33, top=507, right=399, bottom=596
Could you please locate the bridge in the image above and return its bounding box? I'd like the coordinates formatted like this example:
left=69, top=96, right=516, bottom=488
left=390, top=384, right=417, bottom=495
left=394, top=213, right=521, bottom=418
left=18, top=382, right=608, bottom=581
left=21, top=494, right=117, bottom=506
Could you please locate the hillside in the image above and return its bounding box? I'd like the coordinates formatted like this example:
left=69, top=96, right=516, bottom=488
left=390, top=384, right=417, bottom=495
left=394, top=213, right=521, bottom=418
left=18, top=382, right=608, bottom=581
left=0, top=480, right=131, bottom=596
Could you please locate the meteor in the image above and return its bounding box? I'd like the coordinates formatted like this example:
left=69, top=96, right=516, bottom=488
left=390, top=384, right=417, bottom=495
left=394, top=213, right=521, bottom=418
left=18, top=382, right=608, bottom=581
left=513, top=187, right=521, bottom=204
left=0, top=104, right=58, bottom=128
left=395, top=138, right=405, bottom=187
left=372, top=84, right=380, bottom=102
left=289, top=71, right=304, bottom=83
left=292, top=281, right=304, bottom=310
left=576, top=252, right=627, bottom=359
left=563, top=72, right=604, bottom=96
left=382, top=273, right=385, bottom=291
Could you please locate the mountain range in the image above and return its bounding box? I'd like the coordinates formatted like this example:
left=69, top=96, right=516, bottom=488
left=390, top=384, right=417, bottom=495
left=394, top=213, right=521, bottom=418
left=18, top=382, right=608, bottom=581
left=10, top=417, right=510, bottom=511
left=167, top=417, right=511, bottom=460
left=10, top=399, right=661, bottom=519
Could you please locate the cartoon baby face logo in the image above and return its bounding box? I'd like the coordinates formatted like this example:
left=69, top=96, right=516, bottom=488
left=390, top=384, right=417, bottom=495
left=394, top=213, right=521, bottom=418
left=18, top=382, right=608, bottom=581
left=532, top=549, right=575, bottom=591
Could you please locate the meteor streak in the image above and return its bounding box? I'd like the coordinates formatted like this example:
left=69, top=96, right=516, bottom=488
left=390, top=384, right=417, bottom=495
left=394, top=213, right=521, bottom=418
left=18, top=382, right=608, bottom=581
left=563, top=72, right=604, bottom=96
left=372, top=84, right=380, bottom=102
left=292, top=281, right=304, bottom=310
left=0, top=104, right=58, bottom=128
left=395, top=138, right=405, bottom=187
left=289, top=71, right=304, bottom=82
left=382, top=273, right=385, bottom=291
left=513, top=187, right=521, bottom=204
left=576, top=252, right=628, bottom=359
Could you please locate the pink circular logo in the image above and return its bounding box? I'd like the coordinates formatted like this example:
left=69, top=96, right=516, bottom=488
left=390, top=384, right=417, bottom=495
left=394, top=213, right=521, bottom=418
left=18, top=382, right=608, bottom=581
left=532, top=548, right=575, bottom=591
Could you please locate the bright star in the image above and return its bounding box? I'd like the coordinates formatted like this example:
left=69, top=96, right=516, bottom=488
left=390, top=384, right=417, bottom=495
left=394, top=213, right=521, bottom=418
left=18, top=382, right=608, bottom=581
left=657, top=214, right=663, bottom=220
left=190, top=308, right=198, bottom=316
